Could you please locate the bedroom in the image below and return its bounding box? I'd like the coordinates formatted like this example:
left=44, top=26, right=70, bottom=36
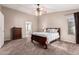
left=0, top=4, right=79, bottom=54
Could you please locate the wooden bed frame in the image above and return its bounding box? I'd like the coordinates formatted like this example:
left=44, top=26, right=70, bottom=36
left=31, top=28, right=60, bottom=49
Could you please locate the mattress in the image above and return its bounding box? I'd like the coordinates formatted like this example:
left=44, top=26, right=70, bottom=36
left=32, top=32, right=59, bottom=44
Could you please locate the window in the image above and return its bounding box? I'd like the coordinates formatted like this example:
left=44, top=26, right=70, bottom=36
left=67, top=14, right=76, bottom=35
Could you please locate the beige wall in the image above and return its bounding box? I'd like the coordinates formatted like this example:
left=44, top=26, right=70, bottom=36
left=38, top=9, right=79, bottom=43
left=1, top=7, right=38, bottom=41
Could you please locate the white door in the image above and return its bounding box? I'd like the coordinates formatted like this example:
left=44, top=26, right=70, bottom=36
left=0, top=11, right=4, bottom=48
left=25, top=22, right=32, bottom=37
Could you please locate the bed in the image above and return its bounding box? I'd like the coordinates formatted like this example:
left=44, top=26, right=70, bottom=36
left=31, top=28, right=60, bottom=49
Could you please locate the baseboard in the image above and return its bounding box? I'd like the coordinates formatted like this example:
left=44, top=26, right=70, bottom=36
left=5, top=40, right=12, bottom=42
left=60, top=40, right=76, bottom=44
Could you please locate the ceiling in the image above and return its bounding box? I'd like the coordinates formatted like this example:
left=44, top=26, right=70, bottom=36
left=1, top=4, right=79, bottom=15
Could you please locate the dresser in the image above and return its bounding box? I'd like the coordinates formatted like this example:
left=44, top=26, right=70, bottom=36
left=11, top=27, right=22, bottom=40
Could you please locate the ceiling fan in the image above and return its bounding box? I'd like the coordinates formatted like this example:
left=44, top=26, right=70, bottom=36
left=35, top=4, right=47, bottom=16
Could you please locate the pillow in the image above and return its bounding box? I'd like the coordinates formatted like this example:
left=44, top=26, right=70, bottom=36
left=47, top=29, right=58, bottom=33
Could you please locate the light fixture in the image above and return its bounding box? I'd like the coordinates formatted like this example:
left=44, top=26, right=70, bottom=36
left=35, top=4, right=47, bottom=16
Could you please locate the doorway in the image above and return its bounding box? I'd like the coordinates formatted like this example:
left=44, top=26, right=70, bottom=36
left=25, top=21, right=32, bottom=37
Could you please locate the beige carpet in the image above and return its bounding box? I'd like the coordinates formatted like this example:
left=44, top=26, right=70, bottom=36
left=0, top=38, right=79, bottom=55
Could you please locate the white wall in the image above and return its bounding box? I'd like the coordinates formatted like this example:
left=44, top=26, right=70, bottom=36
left=0, top=7, right=4, bottom=48
left=1, top=7, right=38, bottom=41
left=38, top=9, right=79, bottom=43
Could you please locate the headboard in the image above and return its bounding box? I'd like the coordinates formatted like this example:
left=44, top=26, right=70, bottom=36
left=46, top=28, right=60, bottom=39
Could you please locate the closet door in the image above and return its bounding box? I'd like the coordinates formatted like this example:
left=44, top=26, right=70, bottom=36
left=0, top=11, right=4, bottom=48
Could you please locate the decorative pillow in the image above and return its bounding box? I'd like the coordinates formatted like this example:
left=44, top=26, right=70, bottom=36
left=47, top=29, right=58, bottom=33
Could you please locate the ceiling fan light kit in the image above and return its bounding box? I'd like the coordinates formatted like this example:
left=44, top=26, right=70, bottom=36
left=35, top=4, right=47, bottom=16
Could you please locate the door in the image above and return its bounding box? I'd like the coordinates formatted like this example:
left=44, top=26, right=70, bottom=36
left=0, top=11, right=4, bottom=48
left=25, top=21, right=32, bottom=37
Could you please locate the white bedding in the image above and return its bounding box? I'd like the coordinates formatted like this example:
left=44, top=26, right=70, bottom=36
left=32, top=32, right=59, bottom=44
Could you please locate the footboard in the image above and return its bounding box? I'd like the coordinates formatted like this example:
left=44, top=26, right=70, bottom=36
left=31, top=34, right=47, bottom=49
